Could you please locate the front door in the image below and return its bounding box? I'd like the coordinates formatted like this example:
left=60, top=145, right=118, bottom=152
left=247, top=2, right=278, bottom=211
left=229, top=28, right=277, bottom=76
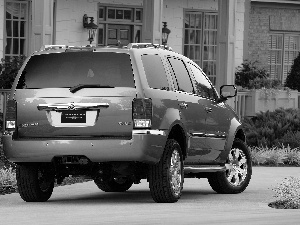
left=166, top=57, right=207, bottom=165
left=107, top=24, right=132, bottom=46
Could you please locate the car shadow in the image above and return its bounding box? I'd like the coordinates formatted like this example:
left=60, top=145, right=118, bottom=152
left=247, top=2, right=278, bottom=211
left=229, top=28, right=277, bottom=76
left=47, top=189, right=217, bottom=205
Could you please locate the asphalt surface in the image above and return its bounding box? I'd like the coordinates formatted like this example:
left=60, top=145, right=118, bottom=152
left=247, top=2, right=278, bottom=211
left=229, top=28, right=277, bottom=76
left=0, top=167, right=299, bottom=225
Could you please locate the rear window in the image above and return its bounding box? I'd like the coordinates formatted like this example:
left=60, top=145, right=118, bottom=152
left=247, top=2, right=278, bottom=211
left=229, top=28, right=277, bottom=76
left=141, top=54, right=169, bottom=90
left=17, top=52, right=135, bottom=89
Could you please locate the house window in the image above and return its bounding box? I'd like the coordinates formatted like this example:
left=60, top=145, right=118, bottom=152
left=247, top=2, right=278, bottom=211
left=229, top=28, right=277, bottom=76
left=98, top=5, right=143, bottom=46
left=268, top=33, right=300, bottom=83
left=184, top=11, right=218, bottom=85
left=4, top=0, right=30, bottom=58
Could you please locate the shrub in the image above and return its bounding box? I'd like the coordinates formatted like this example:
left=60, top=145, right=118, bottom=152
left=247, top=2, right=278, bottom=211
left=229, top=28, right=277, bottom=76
left=0, top=55, right=26, bottom=89
left=264, top=147, right=286, bottom=166
left=0, top=146, right=16, bottom=170
left=0, top=166, right=17, bottom=194
left=250, top=146, right=286, bottom=166
left=243, top=108, right=300, bottom=148
left=250, top=145, right=300, bottom=166
left=235, top=60, right=282, bottom=90
left=271, top=176, right=300, bottom=209
left=278, top=131, right=300, bottom=149
left=250, top=146, right=268, bottom=165
left=285, top=52, right=300, bottom=91
left=235, top=60, right=268, bottom=88
left=283, top=145, right=300, bottom=166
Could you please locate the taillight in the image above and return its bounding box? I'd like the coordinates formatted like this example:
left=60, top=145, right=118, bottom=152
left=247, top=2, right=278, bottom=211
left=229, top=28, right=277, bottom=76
left=132, top=98, right=152, bottom=128
left=5, top=100, right=17, bottom=131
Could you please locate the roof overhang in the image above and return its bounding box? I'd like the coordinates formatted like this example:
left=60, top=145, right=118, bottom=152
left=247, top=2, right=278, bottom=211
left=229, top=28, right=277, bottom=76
left=252, top=0, right=300, bottom=4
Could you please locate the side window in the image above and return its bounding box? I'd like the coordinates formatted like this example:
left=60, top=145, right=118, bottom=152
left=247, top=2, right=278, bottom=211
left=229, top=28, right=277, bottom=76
left=167, top=57, right=194, bottom=93
left=188, top=63, right=217, bottom=99
left=141, top=54, right=169, bottom=90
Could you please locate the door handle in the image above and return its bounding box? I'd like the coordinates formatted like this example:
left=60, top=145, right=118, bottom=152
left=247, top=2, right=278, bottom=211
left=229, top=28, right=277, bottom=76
left=205, top=106, right=212, bottom=113
left=179, top=102, right=188, bottom=109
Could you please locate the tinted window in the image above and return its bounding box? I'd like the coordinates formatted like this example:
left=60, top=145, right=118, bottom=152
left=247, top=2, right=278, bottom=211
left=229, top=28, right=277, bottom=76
left=168, top=57, right=193, bottom=93
left=188, top=63, right=217, bottom=99
left=17, top=52, right=135, bottom=89
left=141, top=54, right=169, bottom=90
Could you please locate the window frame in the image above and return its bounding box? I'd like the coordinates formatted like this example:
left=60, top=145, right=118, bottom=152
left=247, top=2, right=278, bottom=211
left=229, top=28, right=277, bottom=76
left=268, top=32, right=300, bottom=83
left=97, top=4, right=143, bottom=46
left=4, top=0, right=31, bottom=58
left=183, top=9, right=218, bottom=85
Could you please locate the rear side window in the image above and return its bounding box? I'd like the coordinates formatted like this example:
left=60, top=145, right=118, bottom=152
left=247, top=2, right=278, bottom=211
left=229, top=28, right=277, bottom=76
left=141, top=54, right=169, bottom=90
left=17, top=52, right=135, bottom=89
left=167, top=57, right=194, bottom=93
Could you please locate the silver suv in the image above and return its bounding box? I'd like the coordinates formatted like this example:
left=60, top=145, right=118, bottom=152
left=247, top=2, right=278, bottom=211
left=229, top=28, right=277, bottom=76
left=3, top=43, right=252, bottom=203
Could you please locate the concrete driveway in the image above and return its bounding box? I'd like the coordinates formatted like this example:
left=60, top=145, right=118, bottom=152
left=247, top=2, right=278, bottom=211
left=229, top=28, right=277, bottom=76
left=0, top=167, right=299, bottom=225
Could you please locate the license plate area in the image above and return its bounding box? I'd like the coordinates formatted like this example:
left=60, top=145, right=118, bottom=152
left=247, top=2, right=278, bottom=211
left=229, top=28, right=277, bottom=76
left=61, top=110, right=86, bottom=123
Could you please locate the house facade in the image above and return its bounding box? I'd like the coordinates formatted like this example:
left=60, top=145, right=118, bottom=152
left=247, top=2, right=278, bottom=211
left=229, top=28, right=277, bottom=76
left=247, top=0, right=300, bottom=83
left=0, top=0, right=300, bottom=89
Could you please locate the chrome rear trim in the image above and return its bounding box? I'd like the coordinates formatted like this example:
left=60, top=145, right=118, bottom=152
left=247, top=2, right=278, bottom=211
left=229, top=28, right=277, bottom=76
left=37, top=103, right=109, bottom=111
left=132, top=130, right=166, bottom=136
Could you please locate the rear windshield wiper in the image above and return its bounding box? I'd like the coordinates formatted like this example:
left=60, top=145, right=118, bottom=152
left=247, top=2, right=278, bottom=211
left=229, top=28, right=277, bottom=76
left=69, top=84, right=114, bottom=93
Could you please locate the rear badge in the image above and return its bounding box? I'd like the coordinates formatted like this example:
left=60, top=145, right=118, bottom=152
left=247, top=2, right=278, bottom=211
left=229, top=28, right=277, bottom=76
left=20, top=123, right=39, bottom=128
left=118, top=122, right=131, bottom=126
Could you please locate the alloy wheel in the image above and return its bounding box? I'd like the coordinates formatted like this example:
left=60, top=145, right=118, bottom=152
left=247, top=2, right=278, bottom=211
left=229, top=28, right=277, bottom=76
left=225, top=148, right=248, bottom=186
left=169, top=149, right=182, bottom=196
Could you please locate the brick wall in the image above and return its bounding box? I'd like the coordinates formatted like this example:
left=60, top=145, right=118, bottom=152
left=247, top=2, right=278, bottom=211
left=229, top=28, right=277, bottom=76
left=163, top=0, right=218, bottom=54
left=0, top=0, right=4, bottom=59
left=248, top=3, right=300, bottom=70
left=56, top=0, right=143, bottom=46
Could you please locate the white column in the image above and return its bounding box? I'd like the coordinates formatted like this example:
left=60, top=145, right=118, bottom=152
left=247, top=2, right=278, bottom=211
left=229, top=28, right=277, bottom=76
left=216, top=0, right=237, bottom=89
left=142, top=0, right=163, bottom=44
left=31, top=0, right=54, bottom=53
left=216, top=0, right=237, bottom=107
left=0, top=0, right=4, bottom=59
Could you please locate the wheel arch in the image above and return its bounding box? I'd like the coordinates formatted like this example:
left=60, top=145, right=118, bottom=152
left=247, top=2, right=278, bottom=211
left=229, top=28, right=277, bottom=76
left=167, top=123, right=187, bottom=160
left=219, top=118, right=246, bottom=162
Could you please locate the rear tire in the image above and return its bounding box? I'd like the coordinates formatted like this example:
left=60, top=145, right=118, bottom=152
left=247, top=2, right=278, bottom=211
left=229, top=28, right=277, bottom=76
left=94, top=177, right=133, bottom=192
left=208, top=139, right=252, bottom=194
left=16, top=163, right=54, bottom=202
left=149, top=139, right=184, bottom=203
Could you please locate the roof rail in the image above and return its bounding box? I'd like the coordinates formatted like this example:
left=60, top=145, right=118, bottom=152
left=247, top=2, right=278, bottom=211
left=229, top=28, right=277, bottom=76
left=40, top=45, right=96, bottom=52
left=40, top=45, right=68, bottom=51
left=126, top=43, right=172, bottom=51
left=127, top=43, right=153, bottom=49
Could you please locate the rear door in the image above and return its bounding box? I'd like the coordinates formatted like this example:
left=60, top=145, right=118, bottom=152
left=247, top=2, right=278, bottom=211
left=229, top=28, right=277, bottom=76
left=15, top=51, right=136, bottom=139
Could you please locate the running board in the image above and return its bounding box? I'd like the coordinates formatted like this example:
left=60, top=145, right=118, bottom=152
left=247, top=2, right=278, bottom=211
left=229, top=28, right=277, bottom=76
left=184, top=165, right=226, bottom=174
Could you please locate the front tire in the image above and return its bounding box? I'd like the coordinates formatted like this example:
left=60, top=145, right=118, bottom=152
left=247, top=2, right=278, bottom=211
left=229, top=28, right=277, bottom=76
left=16, top=163, right=54, bottom=202
left=208, top=139, right=252, bottom=194
left=149, top=139, right=184, bottom=203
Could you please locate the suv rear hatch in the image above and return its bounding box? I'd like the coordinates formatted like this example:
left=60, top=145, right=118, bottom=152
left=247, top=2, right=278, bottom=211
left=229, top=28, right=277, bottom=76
left=13, top=50, right=136, bottom=139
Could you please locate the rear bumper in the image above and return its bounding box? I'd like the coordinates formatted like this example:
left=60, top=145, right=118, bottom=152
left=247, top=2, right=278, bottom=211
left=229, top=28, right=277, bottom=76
left=2, top=130, right=168, bottom=164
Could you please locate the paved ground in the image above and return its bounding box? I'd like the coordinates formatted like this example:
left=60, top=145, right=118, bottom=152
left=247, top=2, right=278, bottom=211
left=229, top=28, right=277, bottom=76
left=0, top=167, right=299, bottom=225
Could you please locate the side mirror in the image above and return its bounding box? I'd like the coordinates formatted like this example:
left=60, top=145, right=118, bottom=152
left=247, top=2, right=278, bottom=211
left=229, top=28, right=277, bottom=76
left=218, top=85, right=237, bottom=102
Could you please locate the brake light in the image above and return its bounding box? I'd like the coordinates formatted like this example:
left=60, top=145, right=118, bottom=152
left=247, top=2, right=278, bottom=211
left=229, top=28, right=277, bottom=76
left=5, top=100, right=17, bottom=131
left=132, top=98, right=152, bottom=128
